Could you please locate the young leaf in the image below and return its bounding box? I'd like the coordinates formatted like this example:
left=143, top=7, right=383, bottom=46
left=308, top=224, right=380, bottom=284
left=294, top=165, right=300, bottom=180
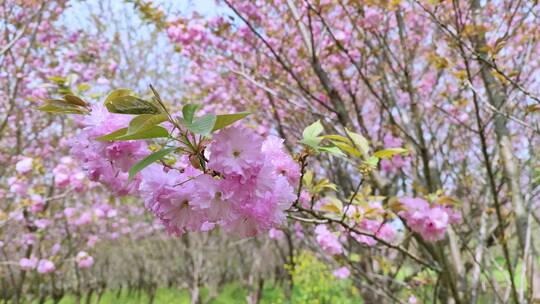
left=95, top=128, right=128, bottom=141
left=128, top=147, right=176, bottom=180
left=319, top=197, right=343, bottom=214
left=373, top=148, right=408, bottom=159
left=77, top=83, right=91, bottom=92
left=115, top=126, right=169, bottom=140
left=212, top=112, right=250, bottom=131
left=38, top=99, right=88, bottom=114
left=303, top=120, right=324, bottom=140
left=127, top=114, right=168, bottom=135
left=331, top=141, right=361, bottom=157
left=105, top=95, right=160, bottom=114
left=319, top=146, right=346, bottom=157
left=185, top=114, right=217, bottom=135
left=301, top=120, right=324, bottom=148
left=312, top=178, right=338, bottom=193
left=182, top=104, right=200, bottom=124
left=47, top=76, right=66, bottom=84
left=64, top=94, right=89, bottom=107
left=302, top=170, right=314, bottom=187
left=364, top=156, right=380, bottom=167
left=322, top=134, right=351, bottom=143
left=345, top=129, right=370, bottom=155
left=104, top=88, right=133, bottom=105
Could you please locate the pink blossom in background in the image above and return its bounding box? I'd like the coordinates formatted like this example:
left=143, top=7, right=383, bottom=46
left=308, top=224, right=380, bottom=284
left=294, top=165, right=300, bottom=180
left=51, top=243, right=61, bottom=255
left=268, top=228, right=285, bottom=240
left=399, top=198, right=458, bottom=242
left=375, top=223, right=397, bottom=243
left=76, top=251, right=94, bottom=269
left=86, top=235, right=99, bottom=248
left=19, top=257, right=38, bottom=271
left=8, top=177, right=27, bottom=196
left=315, top=225, right=342, bottom=255
left=294, top=222, right=304, bottom=239
left=35, top=219, right=52, bottom=230
left=36, top=259, right=55, bottom=274
left=399, top=198, right=430, bottom=231
left=421, top=207, right=450, bottom=242
left=333, top=266, right=351, bottom=279
left=30, top=194, right=45, bottom=213
left=15, top=157, right=33, bottom=174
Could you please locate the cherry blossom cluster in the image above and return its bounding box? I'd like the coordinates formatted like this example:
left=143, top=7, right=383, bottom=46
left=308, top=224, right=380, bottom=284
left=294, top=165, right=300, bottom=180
left=70, top=105, right=148, bottom=196
left=70, top=105, right=300, bottom=237
left=399, top=198, right=461, bottom=242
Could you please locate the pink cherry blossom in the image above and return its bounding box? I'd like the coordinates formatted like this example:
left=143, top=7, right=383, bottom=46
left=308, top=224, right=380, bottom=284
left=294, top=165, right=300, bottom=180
left=36, top=259, right=55, bottom=274
left=333, top=266, right=351, bottom=279
left=420, top=207, right=450, bottom=242
left=315, top=225, right=342, bottom=255
left=19, top=257, right=38, bottom=271
left=208, top=126, right=264, bottom=178
left=76, top=251, right=94, bottom=269
left=15, top=157, right=33, bottom=174
left=70, top=104, right=147, bottom=196
left=268, top=228, right=285, bottom=240
left=399, top=198, right=457, bottom=242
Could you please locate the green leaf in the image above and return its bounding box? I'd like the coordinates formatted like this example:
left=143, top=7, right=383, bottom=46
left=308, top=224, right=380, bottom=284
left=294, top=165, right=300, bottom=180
left=96, top=126, right=169, bottom=141
left=115, top=126, right=169, bottom=141
left=319, top=146, right=346, bottom=157
left=47, top=76, right=66, bottom=84
left=365, top=156, right=380, bottom=167
left=301, top=120, right=324, bottom=148
left=105, top=95, right=160, bottom=115
left=331, top=141, right=361, bottom=157
left=182, top=104, right=200, bottom=124
left=77, top=83, right=91, bottom=92
left=350, top=253, right=361, bottom=262
left=373, top=148, right=408, bottom=159
left=345, top=129, right=370, bottom=155
left=128, top=147, right=176, bottom=180
left=303, top=120, right=324, bottom=140
left=127, top=114, right=168, bottom=135
left=185, top=114, right=217, bottom=135
left=302, top=170, right=314, bottom=187
left=212, top=112, right=250, bottom=131
left=64, top=94, right=89, bottom=107
left=322, top=134, right=350, bottom=143
left=319, top=197, right=343, bottom=214
left=104, top=88, right=133, bottom=104
left=96, top=128, right=128, bottom=141
left=312, top=178, right=338, bottom=192
left=38, top=99, right=88, bottom=114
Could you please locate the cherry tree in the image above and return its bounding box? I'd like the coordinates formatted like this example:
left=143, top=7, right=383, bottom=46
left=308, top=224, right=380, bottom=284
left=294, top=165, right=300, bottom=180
left=3, top=0, right=540, bottom=303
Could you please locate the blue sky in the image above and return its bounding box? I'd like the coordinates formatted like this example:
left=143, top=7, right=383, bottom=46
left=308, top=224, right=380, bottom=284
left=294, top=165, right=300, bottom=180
left=61, top=0, right=226, bottom=31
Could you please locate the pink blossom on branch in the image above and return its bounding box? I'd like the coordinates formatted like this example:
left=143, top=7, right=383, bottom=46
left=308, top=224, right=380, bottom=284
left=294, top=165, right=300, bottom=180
left=15, top=157, right=33, bottom=174
left=333, top=266, right=351, bottom=279
left=136, top=126, right=299, bottom=237
left=315, top=224, right=343, bottom=255
left=399, top=197, right=460, bottom=242
left=76, top=251, right=94, bottom=269
left=36, top=259, right=55, bottom=274
left=70, top=104, right=148, bottom=196
left=19, top=257, right=38, bottom=271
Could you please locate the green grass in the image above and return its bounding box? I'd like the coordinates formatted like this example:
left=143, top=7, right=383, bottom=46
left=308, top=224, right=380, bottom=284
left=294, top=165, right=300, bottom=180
left=41, top=252, right=362, bottom=304
left=43, top=283, right=286, bottom=304
left=45, top=288, right=190, bottom=304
